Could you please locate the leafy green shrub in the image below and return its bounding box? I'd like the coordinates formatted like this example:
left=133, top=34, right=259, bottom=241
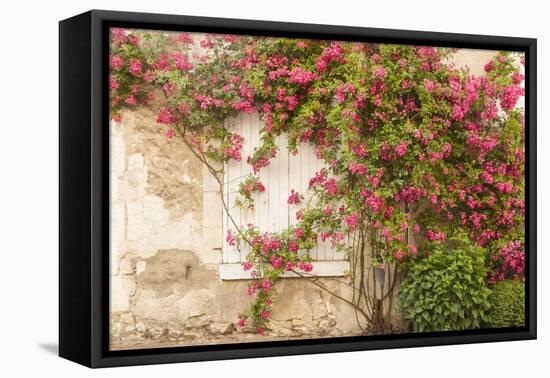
left=400, top=242, right=491, bottom=332
left=487, top=279, right=525, bottom=328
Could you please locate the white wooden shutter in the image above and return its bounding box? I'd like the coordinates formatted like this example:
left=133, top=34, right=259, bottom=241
left=220, top=111, right=348, bottom=279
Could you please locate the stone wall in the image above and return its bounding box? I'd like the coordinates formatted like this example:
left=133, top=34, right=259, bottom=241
left=109, top=107, right=380, bottom=350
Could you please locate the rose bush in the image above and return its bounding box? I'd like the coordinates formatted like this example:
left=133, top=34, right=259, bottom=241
left=110, top=29, right=525, bottom=333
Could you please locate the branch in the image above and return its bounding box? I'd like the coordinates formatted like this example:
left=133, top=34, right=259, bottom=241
left=291, top=269, right=371, bottom=323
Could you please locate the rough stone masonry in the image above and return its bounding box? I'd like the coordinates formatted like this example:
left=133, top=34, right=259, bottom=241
left=109, top=106, right=377, bottom=350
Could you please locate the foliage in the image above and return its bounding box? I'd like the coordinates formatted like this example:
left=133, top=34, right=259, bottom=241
left=235, top=174, right=265, bottom=210
left=400, top=236, right=492, bottom=332
left=109, top=28, right=525, bottom=333
left=487, top=279, right=525, bottom=328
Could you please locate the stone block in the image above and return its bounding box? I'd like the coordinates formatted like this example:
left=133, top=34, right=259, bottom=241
left=207, top=322, right=235, bottom=335
left=202, top=192, right=223, bottom=228
left=126, top=202, right=144, bottom=242
left=136, top=261, right=147, bottom=276
left=128, top=153, right=144, bottom=171
left=178, top=289, right=216, bottom=320
left=110, top=275, right=136, bottom=312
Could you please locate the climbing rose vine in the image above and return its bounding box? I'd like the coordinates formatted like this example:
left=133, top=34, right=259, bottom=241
left=110, top=29, right=525, bottom=333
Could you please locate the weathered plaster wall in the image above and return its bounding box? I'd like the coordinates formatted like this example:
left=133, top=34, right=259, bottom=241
left=109, top=108, right=372, bottom=350
left=109, top=48, right=509, bottom=350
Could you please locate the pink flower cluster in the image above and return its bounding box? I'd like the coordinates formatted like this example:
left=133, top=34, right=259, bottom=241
left=288, top=240, right=298, bottom=253
left=268, top=66, right=290, bottom=81
left=367, top=168, right=384, bottom=188
left=320, top=231, right=345, bottom=246
left=298, top=261, right=313, bottom=272
left=226, top=229, right=236, bottom=246
left=489, top=240, right=525, bottom=284
left=288, top=67, right=316, bottom=87
left=394, top=250, right=407, bottom=261
left=361, top=189, right=384, bottom=213
left=324, top=178, right=338, bottom=196
left=416, top=46, right=438, bottom=59
left=316, top=42, right=344, bottom=72
left=348, top=161, right=367, bottom=175
left=152, top=54, right=171, bottom=72
left=512, top=72, right=525, bottom=85
left=194, top=94, right=224, bottom=110
left=172, top=52, right=194, bottom=71
left=495, top=181, right=513, bottom=193
left=425, top=229, right=446, bottom=242
left=287, top=189, right=301, bottom=205
left=110, top=55, right=124, bottom=70
left=200, top=38, right=215, bottom=49
left=380, top=143, right=394, bottom=161
left=223, top=35, right=237, bottom=43
left=374, top=66, right=387, bottom=79
left=251, top=157, right=271, bottom=173
left=165, top=128, right=175, bottom=139
left=395, top=186, right=425, bottom=204
left=223, top=134, right=245, bottom=161
left=345, top=212, right=359, bottom=231
left=269, top=255, right=282, bottom=269
left=308, top=169, right=327, bottom=188
left=128, top=58, right=142, bottom=76
left=176, top=32, right=194, bottom=44
left=156, top=107, right=175, bottom=124
left=452, top=103, right=465, bottom=121
left=424, top=78, right=436, bottom=92
left=109, top=75, right=119, bottom=90
left=111, top=29, right=128, bottom=46
left=394, top=141, right=409, bottom=157
left=242, top=180, right=265, bottom=197
left=501, top=85, right=524, bottom=112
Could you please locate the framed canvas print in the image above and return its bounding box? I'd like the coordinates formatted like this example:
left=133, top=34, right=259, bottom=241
left=59, top=10, right=537, bottom=368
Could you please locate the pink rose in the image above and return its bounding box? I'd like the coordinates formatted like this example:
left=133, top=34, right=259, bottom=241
left=128, top=58, right=142, bottom=76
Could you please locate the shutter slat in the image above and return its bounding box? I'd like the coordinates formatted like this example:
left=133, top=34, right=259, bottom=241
left=239, top=112, right=254, bottom=261
left=316, top=151, right=328, bottom=260
left=257, top=118, right=269, bottom=235
left=226, top=116, right=243, bottom=263
left=279, top=135, right=290, bottom=232
left=288, top=144, right=301, bottom=229
left=251, top=113, right=261, bottom=232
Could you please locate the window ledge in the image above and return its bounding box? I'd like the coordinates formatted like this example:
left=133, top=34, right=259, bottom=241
left=219, top=261, right=349, bottom=281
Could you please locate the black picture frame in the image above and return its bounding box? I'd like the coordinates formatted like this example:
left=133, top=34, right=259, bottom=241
left=59, top=9, right=537, bottom=368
